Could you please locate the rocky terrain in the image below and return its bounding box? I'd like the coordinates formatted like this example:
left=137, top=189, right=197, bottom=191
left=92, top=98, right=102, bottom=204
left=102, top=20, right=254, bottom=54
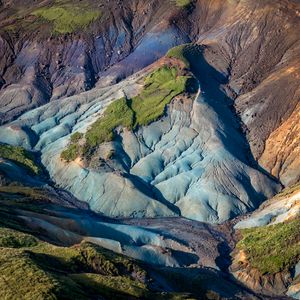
left=0, top=0, right=299, bottom=299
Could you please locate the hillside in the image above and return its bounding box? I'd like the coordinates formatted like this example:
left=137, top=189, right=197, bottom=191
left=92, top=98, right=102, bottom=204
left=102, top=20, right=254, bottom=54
left=0, top=0, right=299, bottom=299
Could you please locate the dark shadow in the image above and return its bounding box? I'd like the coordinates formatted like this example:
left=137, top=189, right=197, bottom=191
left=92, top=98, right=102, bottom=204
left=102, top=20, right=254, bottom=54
left=183, top=44, right=281, bottom=200
left=171, top=249, right=199, bottom=266
left=185, top=45, right=280, bottom=182
left=215, top=241, right=232, bottom=273
left=123, top=172, right=181, bottom=216
left=149, top=264, right=260, bottom=299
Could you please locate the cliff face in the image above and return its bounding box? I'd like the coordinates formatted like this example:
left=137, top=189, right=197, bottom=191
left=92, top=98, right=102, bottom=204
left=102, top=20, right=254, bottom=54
left=190, top=0, right=300, bottom=185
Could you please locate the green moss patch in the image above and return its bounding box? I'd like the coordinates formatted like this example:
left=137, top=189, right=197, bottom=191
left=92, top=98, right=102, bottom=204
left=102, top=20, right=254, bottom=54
left=173, top=0, right=192, bottom=7
left=0, top=144, right=40, bottom=174
left=237, top=218, right=300, bottom=274
left=131, top=65, right=189, bottom=127
left=85, top=97, right=135, bottom=150
left=167, top=43, right=203, bottom=68
left=61, top=65, right=196, bottom=160
left=32, top=3, right=101, bottom=34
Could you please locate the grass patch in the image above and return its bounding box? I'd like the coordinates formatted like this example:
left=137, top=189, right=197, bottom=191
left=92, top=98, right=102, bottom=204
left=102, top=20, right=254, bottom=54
left=173, top=0, right=192, bottom=7
left=0, top=225, right=194, bottom=300
left=167, top=43, right=203, bottom=68
left=60, top=132, right=83, bottom=161
left=0, top=227, right=38, bottom=248
left=0, top=225, right=147, bottom=299
left=131, top=65, right=189, bottom=127
left=61, top=143, right=81, bottom=162
left=237, top=218, right=300, bottom=274
left=32, top=3, right=101, bottom=34
left=0, top=144, right=40, bottom=174
left=0, top=186, right=47, bottom=201
left=61, top=65, right=196, bottom=160
left=85, top=97, right=134, bottom=149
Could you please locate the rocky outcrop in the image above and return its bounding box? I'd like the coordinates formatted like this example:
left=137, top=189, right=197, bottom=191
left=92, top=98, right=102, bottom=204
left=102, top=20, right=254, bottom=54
left=259, top=102, right=300, bottom=186
left=0, top=57, right=280, bottom=222
left=231, top=250, right=296, bottom=298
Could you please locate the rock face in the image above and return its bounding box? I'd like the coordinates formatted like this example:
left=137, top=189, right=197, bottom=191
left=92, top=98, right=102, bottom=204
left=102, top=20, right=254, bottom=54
left=197, top=0, right=300, bottom=186
left=235, top=183, right=300, bottom=229
left=259, top=102, right=300, bottom=186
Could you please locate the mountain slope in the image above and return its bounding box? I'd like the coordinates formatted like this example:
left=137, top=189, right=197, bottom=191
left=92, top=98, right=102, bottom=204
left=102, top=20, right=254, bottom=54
left=0, top=54, right=280, bottom=222
left=0, top=185, right=262, bottom=300
left=0, top=1, right=299, bottom=298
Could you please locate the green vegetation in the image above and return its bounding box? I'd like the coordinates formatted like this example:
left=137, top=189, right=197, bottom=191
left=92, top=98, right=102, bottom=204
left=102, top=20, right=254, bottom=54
left=32, top=3, right=101, bottom=34
left=131, top=65, right=189, bottom=127
left=173, top=0, right=192, bottom=7
left=0, top=225, right=195, bottom=299
left=70, top=132, right=83, bottom=143
left=0, top=144, right=40, bottom=174
left=0, top=227, right=38, bottom=248
left=61, top=65, right=196, bottom=160
left=167, top=43, right=202, bottom=68
left=237, top=218, right=300, bottom=274
left=60, top=132, right=83, bottom=161
left=0, top=187, right=223, bottom=299
left=61, top=143, right=81, bottom=162
left=85, top=97, right=134, bottom=149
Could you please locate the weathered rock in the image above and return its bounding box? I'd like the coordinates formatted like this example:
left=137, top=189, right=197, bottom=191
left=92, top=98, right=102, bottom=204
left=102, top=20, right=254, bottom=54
left=0, top=59, right=280, bottom=222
